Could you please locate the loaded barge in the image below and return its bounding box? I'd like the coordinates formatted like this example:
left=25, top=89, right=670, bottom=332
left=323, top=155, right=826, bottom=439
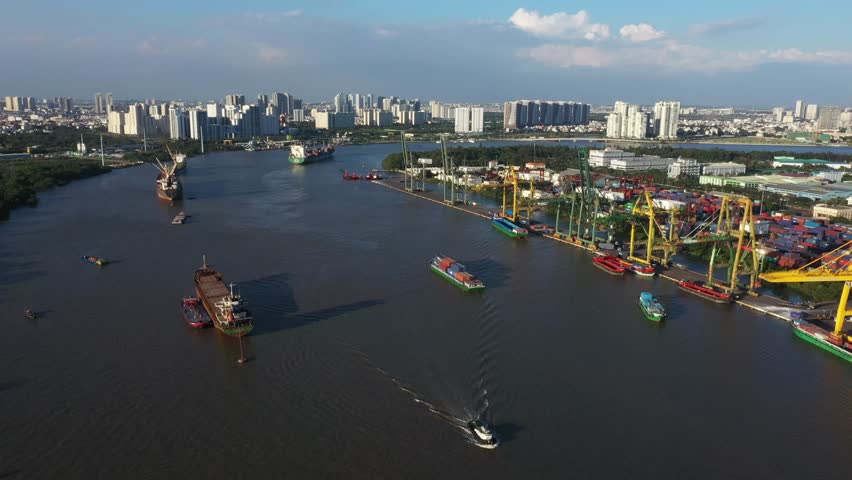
left=430, top=255, right=485, bottom=292
left=194, top=258, right=254, bottom=337
left=638, top=292, right=666, bottom=322
left=792, top=320, right=852, bottom=363
left=491, top=217, right=528, bottom=238
left=678, top=280, right=733, bottom=303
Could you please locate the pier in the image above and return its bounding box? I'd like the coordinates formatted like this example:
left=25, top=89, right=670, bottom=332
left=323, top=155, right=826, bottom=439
left=371, top=175, right=827, bottom=324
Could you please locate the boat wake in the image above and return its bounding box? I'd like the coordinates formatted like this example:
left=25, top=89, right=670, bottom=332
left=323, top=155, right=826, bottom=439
left=351, top=350, right=488, bottom=446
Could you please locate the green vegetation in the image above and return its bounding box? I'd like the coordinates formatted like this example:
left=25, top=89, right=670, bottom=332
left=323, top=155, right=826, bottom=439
left=0, top=157, right=110, bottom=219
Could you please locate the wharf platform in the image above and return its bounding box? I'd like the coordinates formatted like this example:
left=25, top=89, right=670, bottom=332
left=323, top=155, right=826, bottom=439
left=370, top=175, right=824, bottom=324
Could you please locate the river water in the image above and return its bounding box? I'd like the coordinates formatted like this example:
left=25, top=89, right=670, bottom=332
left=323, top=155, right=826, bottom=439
left=1, top=143, right=850, bottom=479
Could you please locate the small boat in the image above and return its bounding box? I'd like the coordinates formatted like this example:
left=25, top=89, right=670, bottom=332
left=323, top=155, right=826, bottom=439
left=24, top=309, right=35, bottom=320
left=678, top=280, right=733, bottom=303
left=528, top=224, right=555, bottom=235
left=172, top=211, right=188, bottom=225
left=430, top=255, right=485, bottom=292
left=342, top=172, right=361, bottom=180
left=181, top=297, right=213, bottom=329
left=638, top=292, right=666, bottom=322
left=468, top=419, right=499, bottom=449
left=81, top=255, right=108, bottom=267
left=632, top=263, right=656, bottom=277
left=592, top=254, right=626, bottom=275
left=364, top=172, right=384, bottom=180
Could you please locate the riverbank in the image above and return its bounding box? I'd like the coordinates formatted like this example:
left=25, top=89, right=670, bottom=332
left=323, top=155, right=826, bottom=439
left=0, top=157, right=117, bottom=219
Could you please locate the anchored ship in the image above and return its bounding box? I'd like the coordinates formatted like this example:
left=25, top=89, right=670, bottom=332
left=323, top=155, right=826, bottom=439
left=430, top=255, right=485, bottom=292
left=194, top=257, right=254, bottom=337
left=289, top=143, right=335, bottom=164
left=154, top=158, right=182, bottom=202
left=181, top=297, right=213, bottom=329
left=638, top=292, right=666, bottom=322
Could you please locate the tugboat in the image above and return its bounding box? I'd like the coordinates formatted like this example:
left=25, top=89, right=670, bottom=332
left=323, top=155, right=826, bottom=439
left=468, top=419, right=499, bottom=449
left=24, top=309, right=36, bottom=320
left=638, top=292, right=666, bottom=322
left=631, top=263, right=657, bottom=277
left=81, top=255, right=108, bottom=266
left=592, top=254, right=626, bottom=275
left=172, top=211, right=188, bottom=225
left=181, top=297, right=213, bottom=329
left=342, top=171, right=361, bottom=180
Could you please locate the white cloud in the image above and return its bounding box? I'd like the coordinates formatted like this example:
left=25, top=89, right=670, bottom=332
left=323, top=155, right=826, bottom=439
left=518, top=40, right=852, bottom=73
left=241, top=9, right=303, bottom=23
left=375, top=27, right=399, bottom=38
left=137, top=37, right=167, bottom=55
left=508, top=8, right=610, bottom=41
left=255, top=45, right=287, bottom=65
left=619, top=23, right=665, bottom=43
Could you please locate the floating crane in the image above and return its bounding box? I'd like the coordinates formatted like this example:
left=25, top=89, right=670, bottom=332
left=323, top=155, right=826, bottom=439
left=760, top=241, right=852, bottom=358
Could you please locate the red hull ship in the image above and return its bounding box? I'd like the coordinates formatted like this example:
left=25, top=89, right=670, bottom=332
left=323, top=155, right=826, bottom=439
left=678, top=280, right=733, bottom=303
left=593, top=254, right=626, bottom=275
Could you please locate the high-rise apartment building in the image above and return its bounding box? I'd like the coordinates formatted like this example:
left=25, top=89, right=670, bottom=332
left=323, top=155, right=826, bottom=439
left=502, top=100, right=590, bottom=131
left=805, top=104, right=819, bottom=120
left=653, top=101, right=680, bottom=139
left=772, top=107, right=785, bottom=122
left=817, top=106, right=842, bottom=130
left=257, top=94, right=269, bottom=107
left=607, top=102, right=648, bottom=139
left=123, top=103, right=152, bottom=136
left=169, top=107, right=189, bottom=139
left=225, top=94, right=245, bottom=107
left=454, top=107, right=484, bottom=133
left=188, top=109, right=208, bottom=140
left=794, top=100, right=806, bottom=119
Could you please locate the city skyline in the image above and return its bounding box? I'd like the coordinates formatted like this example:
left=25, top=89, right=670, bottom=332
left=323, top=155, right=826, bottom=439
left=1, top=1, right=852, bottom=105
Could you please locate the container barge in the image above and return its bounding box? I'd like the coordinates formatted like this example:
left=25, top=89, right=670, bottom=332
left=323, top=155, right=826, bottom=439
left=194, top=258, right=254, bottom=337
left=430, top=255, right=485, bottom=292
left=792, top=320, right=852, bottom=363
left=593, top=254, right=626, bottom=275
left=678, top=280, right=733, bottom=303
left=491, top=217, right=528, bottom=238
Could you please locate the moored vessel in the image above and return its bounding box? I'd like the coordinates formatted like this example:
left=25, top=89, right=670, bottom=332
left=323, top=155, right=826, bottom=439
left=592, top=254, right=626, bottom=275
left=430, top=255, right=485, bottom=292
left=632, top=263, right=657, bottom=277
left=792, top=319, right=852, bottom=363
left=181, top=297, right=213, bottom=328
left=638, top=292, right=666, bottom=322
left=289, top=143, right=334, bottom=164
left=491, top=217, right=528, bottom=238
left=172, top=211, right=188, bottom=225
left=678, top=280, right=733, bottom=303
left=343, top=171, right=361, bottom=180
left=529, top=224, right=555, bottom=235
left=194, top=258, right=254, bottom=337
left=81, top=255, right=108, bottom=266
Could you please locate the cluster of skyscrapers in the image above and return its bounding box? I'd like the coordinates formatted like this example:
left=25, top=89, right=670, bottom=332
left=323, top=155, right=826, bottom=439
left=605, top=101, right=680, bottom=140
left=502, top=100, right=591, bottom=131
left=773, top=100, right=846, bottom=130
left=3, top=96, right=73, bottom=113
left=314, top=93, right=427, bottom=129
left=106, top=92, right=304, bottom=140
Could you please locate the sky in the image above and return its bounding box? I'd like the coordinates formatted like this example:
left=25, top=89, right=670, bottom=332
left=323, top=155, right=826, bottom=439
left=2, top=0, right=851, bottom=107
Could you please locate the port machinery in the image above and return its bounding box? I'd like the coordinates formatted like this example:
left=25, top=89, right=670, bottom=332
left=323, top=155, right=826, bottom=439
left=759, top=242, right=852, bottom=359
left=627, top=190, right=679, bottom=267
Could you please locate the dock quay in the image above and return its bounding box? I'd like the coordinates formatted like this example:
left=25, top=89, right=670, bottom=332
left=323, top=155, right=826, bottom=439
left=370, top=175, right=826, bottom=325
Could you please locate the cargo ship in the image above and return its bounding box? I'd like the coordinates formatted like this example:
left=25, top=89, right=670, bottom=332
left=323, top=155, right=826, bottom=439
left=528, top=224, right=555, bottom=235
left=792, top=320, right=852, bottom=363
left=289, top=144, right=335, bottom=164
left=491, top=217, right=528, bottom=238
left=194, top=258, right=254, bottom=337
left=154, top=159, right=182, bottom=202
left=181, top=297, right=213, bottom=328
left=81, top=255, right=108, bottom=266
left=677, top=280, right=733, bottom=303
left=593, top=254, right=626, bottom=275
left=638, top=292, right=666, bottom=322
left=430, top=255, right=485, bottom=292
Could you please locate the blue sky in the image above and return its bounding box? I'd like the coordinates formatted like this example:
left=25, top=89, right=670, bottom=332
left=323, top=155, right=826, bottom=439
left=2, top=1, right=851, bottom=106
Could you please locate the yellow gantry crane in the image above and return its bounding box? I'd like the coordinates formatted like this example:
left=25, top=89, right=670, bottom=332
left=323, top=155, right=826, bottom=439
left=628, top=191, right=678, bottom=266
left=715, top=193, right=760, bottom=292
left=760, top=241, right=852, bottom=345
left=472, top=167, right=523, bottom=222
